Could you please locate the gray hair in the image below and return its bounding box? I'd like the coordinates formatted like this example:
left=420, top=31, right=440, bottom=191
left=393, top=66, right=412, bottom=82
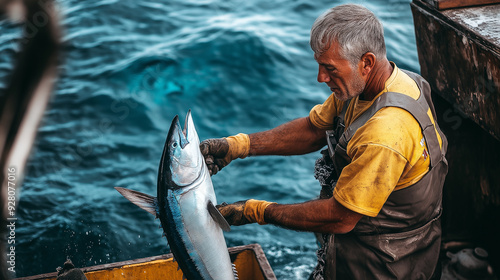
left=310, top=4, right=386, bottom=65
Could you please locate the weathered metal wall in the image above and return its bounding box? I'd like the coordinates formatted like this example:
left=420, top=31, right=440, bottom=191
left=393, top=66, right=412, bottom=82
left=421, top=0, right=500, bottom=10
left=433, top=94, right=500, bottom=264
left=411, top=0, right=500, bottom=272
left=412, top=1, right=500, bottom=141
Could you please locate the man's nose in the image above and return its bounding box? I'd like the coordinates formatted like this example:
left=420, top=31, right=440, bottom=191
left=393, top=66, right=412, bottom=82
left=317, top=66, right=330, bottom=83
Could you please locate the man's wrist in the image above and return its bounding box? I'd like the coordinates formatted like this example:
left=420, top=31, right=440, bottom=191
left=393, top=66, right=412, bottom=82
left=243, top=199, right=277, bottom=225
left=225, top=133, right=250, bottom=160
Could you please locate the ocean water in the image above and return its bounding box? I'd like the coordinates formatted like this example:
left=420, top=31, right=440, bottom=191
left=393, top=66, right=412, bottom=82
left=0, top=0, right=420, bottom=278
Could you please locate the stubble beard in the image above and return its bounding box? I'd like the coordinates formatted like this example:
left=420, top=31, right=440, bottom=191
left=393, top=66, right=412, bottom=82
left=335, top=72, right=366, bottom=101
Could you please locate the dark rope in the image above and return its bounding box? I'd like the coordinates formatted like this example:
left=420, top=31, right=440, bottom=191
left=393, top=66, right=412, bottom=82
left=310, top=150, right=338, bottom=280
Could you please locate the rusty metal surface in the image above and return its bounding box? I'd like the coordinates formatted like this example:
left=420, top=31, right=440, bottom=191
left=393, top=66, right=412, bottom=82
left=442, top=4, right=500, bottom=46
left=411, top=0, right=500, bottom=141
left=420, top=0, right=500, bottom=10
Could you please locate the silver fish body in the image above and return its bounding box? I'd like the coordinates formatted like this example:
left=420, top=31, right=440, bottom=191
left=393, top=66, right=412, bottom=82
left=116, top=111, right=235, bottom=280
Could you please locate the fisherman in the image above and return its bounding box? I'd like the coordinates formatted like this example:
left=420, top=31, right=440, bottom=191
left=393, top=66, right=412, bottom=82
left=200, top=4, right=448, bottom=280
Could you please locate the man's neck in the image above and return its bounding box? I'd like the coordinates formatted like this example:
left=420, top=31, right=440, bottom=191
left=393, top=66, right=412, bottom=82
left=359, top=59, right=393, bottom=101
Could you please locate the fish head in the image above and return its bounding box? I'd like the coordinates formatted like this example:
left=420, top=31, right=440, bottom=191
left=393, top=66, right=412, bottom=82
left=159, top=110, right=203, bottom=190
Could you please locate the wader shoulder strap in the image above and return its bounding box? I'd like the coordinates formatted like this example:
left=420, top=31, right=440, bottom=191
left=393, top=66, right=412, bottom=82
left=402, top=69, right=448, bottom=155
left=326, top=99, right=351, bottom=159
left=338, top=74, right=446, bottom=168
left=403, top=70, right=438, bottom=127
left=340, top=92, right=442, bottom=167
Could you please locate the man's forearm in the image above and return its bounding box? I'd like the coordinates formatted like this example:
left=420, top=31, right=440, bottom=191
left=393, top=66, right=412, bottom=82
left=264, top=197, right=363, bottom=234
left=249, top=117, right=326, bottom=156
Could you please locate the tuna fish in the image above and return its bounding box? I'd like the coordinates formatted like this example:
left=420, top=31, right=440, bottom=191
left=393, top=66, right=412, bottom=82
left=115, top=110, right=236, bottom=280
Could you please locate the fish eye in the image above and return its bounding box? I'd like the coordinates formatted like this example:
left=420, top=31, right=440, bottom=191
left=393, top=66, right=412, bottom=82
left=172, top=142, right=178, bottom=148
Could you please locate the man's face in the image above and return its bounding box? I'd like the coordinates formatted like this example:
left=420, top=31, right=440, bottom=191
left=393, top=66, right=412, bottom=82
left=314, top=41, right=366, bottom=101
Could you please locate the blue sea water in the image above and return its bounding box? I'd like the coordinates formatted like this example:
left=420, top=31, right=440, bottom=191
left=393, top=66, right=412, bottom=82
left=0, top=0, right=420, bottom=278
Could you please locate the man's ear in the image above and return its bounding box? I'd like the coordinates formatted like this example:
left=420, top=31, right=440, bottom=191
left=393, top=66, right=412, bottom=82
left=360, top=52, right=376, bottom=76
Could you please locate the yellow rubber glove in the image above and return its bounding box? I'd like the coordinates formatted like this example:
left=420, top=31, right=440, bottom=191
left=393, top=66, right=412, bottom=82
left=217, top=199, right=277, bottom=226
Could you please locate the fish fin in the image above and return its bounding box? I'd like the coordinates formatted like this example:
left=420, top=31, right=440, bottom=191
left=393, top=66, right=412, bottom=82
left=115, top=187, right=158, bottom=216
left=207, top=201, right=231, bottom=232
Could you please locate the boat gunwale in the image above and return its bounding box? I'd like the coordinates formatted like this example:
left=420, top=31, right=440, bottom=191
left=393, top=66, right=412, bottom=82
left=14, top=243, right=277, bottom=280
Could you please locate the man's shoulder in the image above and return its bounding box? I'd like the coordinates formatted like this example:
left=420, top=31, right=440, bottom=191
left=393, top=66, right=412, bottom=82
left=309, top=94, right=347, bottom=129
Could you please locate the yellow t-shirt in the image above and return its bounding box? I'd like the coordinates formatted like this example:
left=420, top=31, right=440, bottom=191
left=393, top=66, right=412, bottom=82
left=309, top=63, right=442, bottom=217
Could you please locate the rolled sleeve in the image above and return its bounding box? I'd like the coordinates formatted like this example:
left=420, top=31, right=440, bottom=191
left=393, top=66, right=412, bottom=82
left=309, top=94, right=341, bottom=130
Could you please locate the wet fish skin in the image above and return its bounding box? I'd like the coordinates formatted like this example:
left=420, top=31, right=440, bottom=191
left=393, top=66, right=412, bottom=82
left=116, top=110, right=235, bottom=280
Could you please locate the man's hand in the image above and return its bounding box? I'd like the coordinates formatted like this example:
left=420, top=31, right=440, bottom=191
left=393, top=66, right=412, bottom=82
left=200, top=138, right=230, bottom=175
left=200, top=133, right=250, bottom=175
left=216, top=201, right=251, bottom=226
left=216, top=199, right=277, bottom=226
